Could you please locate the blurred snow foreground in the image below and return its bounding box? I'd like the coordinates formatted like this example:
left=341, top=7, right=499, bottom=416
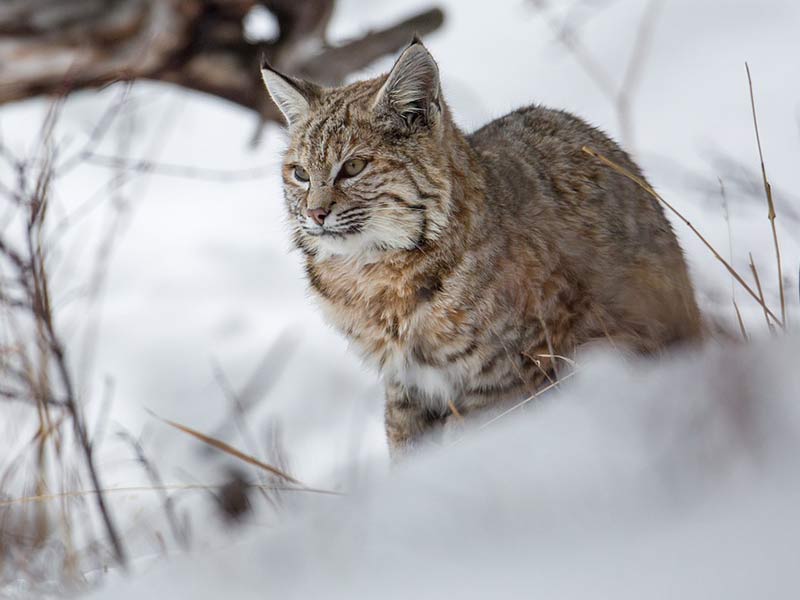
left=93, top=334, right=800, bottom=599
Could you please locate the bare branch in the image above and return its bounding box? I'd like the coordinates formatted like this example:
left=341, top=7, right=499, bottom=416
left=0, top=0, right=445, bottom=133
left=82, top=152, right=274, bottom=181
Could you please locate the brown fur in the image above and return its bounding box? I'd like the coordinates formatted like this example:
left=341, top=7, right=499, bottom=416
left=261, top=41, right=703, bottom=459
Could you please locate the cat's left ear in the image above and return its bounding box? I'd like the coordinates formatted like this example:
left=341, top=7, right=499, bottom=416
left=373, top=39, right=441, bottom=128
left=261, top=60, right=320, bottom=127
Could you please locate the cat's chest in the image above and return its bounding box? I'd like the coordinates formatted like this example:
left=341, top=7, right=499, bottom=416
left=312, top=262, right=468, bottom=405
left=319, top=276, right=438, bottom=358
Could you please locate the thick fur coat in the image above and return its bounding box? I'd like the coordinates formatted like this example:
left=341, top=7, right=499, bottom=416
left=261, top=41, right=702, bottom=457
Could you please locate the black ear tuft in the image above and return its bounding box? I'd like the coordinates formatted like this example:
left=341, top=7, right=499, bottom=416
left=374, top=42, right=441, bottom=129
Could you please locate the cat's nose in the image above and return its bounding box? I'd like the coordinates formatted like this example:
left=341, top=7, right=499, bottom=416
left=307, top=207, right=329, bottom=225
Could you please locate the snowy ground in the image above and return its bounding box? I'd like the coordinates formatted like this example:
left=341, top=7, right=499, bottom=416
left=90, top=335, right=800, bottom=599
left=1, top=0, right=799, bottom=596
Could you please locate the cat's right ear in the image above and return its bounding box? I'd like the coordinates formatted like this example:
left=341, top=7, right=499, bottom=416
left=373, top=39, right=441, bottom=129
left=260, top=60, right=318, bottom=127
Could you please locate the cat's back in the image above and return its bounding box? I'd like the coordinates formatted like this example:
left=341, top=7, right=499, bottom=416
left=466, top=104, right=703, bottom=348
left=466, top=104, right=675, bottom=264
left=467, top=104, right=648, bottom=217
left=468, top=104, right=617, bottom=156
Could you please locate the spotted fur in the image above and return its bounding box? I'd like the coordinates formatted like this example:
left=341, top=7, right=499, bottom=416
left=262, top=41, right=703, bottom=459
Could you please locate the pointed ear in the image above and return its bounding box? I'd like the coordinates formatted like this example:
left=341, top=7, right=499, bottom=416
left=373, top=40, right=441, bottom=128
left=260, top=60, right=317, bottom=127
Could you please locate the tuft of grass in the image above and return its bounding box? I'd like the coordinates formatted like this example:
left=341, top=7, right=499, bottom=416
left=1, top=94, right=128, bottom=576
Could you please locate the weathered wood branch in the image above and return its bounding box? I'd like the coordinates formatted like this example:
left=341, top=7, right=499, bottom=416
left=0, top=0, right=444, bottom=124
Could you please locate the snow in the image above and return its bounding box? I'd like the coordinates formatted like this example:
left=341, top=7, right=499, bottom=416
left=1, top=0, right=799, bottom=596
left=89, top=335, right=800, bottom=599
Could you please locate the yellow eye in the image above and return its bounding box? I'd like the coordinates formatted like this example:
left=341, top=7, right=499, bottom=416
left=293, top=165, right=309, bottom=182
left=341, top=158, right=367, bottom=178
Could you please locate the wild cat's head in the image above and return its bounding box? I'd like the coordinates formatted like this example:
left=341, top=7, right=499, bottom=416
left=261, top=40, right=454, bottom=258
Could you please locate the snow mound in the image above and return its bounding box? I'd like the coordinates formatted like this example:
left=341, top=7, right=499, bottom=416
left=91, top=335, right=800, bottom=599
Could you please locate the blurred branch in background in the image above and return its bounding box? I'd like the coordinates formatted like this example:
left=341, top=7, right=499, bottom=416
left=0, top=0, right=444, bottom=143
left=530, top=0, right=663, bottom=150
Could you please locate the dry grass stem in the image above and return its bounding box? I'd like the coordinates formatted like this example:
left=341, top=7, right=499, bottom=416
left=748, top=252, right=774, bottom=334
left=733, top=300, right=749, bottom=342
left=447, top=400, right=465, bottom=422
left=476, top=372, right=578, bottom=433
left=746, top=62, right=786, bottom=328
left=0, top=482, right=341, bottom=509
left=148, top=411, right=305, bottom=487
left=118, top=431, right=189, bottom=550
left=447, top=370, right=580, bottom=448
left=535, top=353, right=578, bottom=368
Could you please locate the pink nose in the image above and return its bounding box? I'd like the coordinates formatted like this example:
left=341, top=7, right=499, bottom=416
left=307, top=207, right=329, bottom=225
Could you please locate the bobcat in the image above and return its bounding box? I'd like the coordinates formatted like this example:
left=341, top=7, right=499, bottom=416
left=261, top=40, right=702, bottom=458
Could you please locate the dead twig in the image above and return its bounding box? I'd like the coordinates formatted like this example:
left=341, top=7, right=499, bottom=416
left=530, top=0, right=663, bottom=149
left=82, top=153, right=275, bottom=181
left=0, top=0, right=445, bottom=132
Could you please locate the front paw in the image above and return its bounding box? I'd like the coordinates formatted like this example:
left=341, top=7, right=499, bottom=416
left=385, top=399, right=443, bottom=462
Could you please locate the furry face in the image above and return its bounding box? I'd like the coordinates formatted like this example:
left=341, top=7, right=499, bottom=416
left=262, top=42, right=453, bottom=258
